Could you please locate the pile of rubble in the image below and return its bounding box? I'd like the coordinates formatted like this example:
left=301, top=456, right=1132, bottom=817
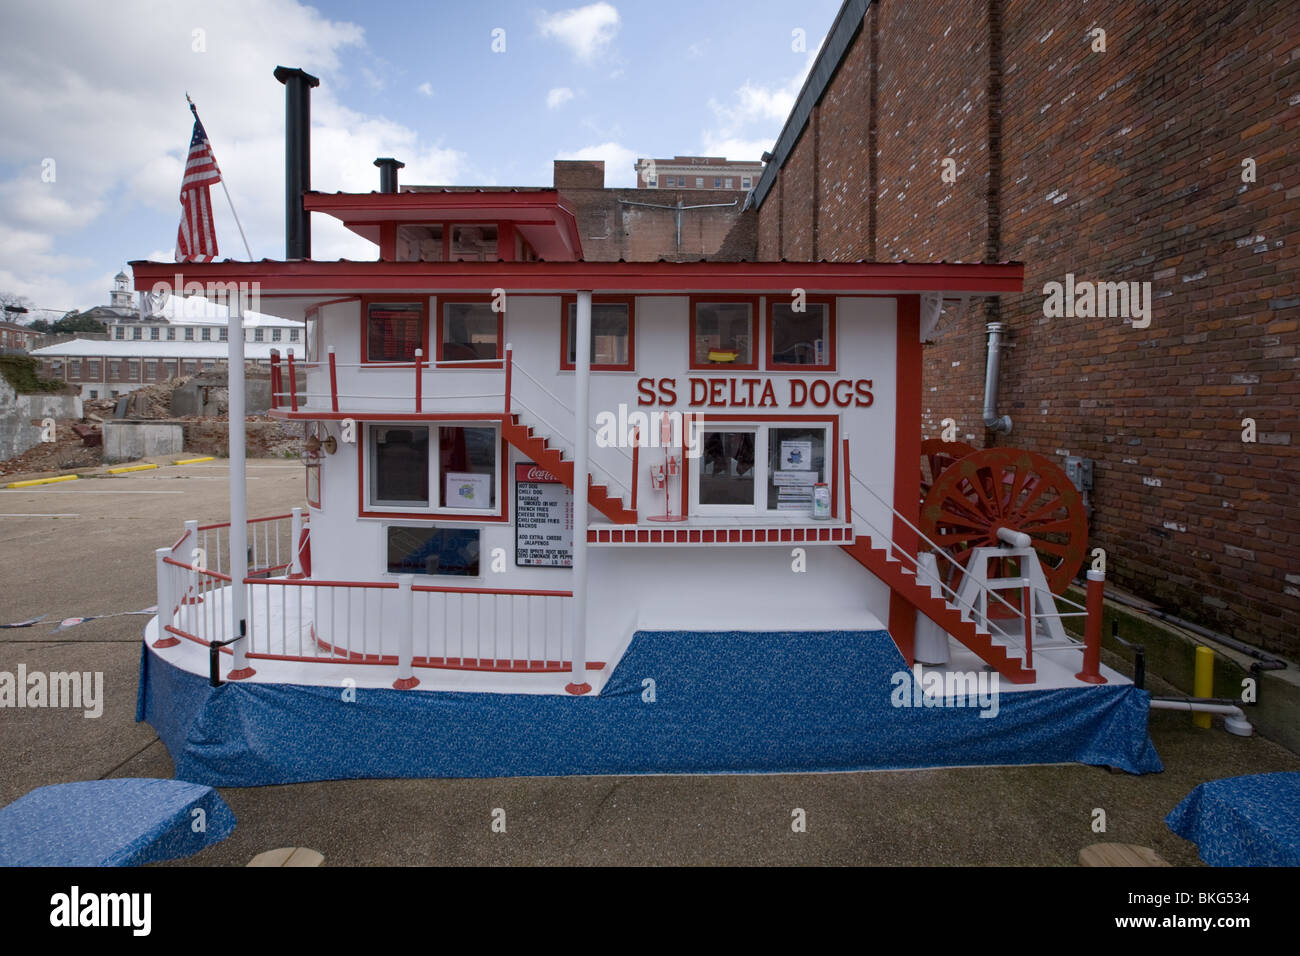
left=1, top=371, right=305, bottom=478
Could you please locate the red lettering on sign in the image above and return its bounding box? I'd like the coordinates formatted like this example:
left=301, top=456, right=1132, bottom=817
left=833, top=379, right=855, bottom=407
left=809, top=380, right=832, bottom=407
left=689, top=378, right=707, bottom=406
left=709, top=379, right=726, bottom=407
left=636, top=377, right=657, bottom=406
left=659, top=377, right=677, bottom=405
left=759, top=380, right=778, bottom=407
left=855, top=379, right=874, bottom=407
left=789, top=379, right=808, bottom=407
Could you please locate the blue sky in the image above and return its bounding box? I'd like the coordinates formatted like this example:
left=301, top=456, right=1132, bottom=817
left=0, top=0, right=839, bottom=318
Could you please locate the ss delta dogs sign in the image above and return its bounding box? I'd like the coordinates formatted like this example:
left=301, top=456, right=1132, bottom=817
left=515, top=463, right=574, bottom=567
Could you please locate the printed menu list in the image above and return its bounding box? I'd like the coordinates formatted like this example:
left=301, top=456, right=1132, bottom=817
left=515, top=463, right=573, bottom=567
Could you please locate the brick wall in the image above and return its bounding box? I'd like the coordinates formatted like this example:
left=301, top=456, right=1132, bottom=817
left=556, top=161, right=749, bottom=262
left=752, top=0, right=1300, bottom=657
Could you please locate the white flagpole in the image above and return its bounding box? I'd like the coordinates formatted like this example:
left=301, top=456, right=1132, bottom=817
left=187, top=93, right=254, bottom=260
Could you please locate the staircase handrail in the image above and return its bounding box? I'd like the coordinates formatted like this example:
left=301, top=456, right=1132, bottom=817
left=847, top=471, right=1033, bottom=623
left=848, top=501, right=1026, bottom=649
left=511, top=359, right=636, bottom=465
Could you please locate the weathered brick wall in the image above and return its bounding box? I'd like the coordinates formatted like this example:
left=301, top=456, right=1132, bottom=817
left=556, top=161, right=748, bottom=262
left=751, top=0, right=1300, bottom=657
left=818, top=2, right=876, bottom=261
left=874, top=0, right=990, bottom=263
left=780, top=125, right=818, bottom=259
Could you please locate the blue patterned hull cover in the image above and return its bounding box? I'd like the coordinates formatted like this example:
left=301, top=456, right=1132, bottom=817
left=1167, top=772, right=1300, bottom=867
left=137, top=629, right=1162, bottom=786
left=0, top=779, right=235, bottom=866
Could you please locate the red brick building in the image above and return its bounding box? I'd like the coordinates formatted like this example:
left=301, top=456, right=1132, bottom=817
left=634, top=156, right=764, bottom=192
left=738, top=0, right=1299, bottom=657
left=555, top=160, right=750, bottom=261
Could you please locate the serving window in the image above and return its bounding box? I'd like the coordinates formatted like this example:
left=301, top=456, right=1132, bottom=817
left=694, top=420, right=834, bottom=517
left=560, top=296, right=634, bottom=371
left=386, top=526, right=480, bottom=577
left=363, top=298, right=427, bottom=363
left=768, top=298, right=835, bottom=370
left=690, top=297, right=757, bottom=370
left=364, top=422, right=502, bottom=520
left=437, top=298, right=503, bottom=367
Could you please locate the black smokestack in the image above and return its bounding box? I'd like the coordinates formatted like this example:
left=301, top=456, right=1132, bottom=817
left=374, top=157, right=405, bottom=194
left=273, top=66, right=320, bottom=260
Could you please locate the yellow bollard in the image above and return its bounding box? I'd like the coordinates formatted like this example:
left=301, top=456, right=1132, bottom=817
left=1193, top=646, right=1214, bottom=728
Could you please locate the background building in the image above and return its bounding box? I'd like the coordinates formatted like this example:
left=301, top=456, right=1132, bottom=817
left=634, top=156, right=764, bottom=192
left=734, top=0, right=1299, bottom=658
left=31, top=274, right=304, bottom=399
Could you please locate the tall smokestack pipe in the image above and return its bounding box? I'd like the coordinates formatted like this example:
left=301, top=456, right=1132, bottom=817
left=375, top=158, right=405, bottom=194
left=273, top=66, right=320, bottom=260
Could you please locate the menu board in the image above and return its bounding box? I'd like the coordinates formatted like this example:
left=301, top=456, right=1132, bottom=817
left=515, top=463, right=573, bottom=567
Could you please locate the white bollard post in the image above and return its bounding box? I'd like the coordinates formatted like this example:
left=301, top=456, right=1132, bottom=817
left=567, top=290, right=593, bottom=695
left=153, top=547, right=179, bottom=648
left=289, top=507, right=304, bottom=577
left=393, top=574, right=419, bottom=689
left=227, top=292, right=254, bottom=680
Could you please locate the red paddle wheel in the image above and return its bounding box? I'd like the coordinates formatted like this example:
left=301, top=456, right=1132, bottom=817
left=919, top=447, right=1088, bottom=608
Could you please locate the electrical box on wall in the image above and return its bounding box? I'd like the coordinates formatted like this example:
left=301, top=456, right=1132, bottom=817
left=1065, top=456, right=1094, bottom=491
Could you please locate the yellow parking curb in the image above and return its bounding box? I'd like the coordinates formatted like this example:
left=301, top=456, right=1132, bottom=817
left=173, top=456, right=216, bottom=465
left=106, top=463, right=160, bottom=474
left=5, top=474, right=80, bottom=489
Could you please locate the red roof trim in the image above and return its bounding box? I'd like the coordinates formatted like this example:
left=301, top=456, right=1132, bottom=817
left=129, top=259, right=1025, bottom=295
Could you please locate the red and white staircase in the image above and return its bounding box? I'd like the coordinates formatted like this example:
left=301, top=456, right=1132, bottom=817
left=501, top=414, right=637, bottom=525
left=840, top=537, right=1037, bottom=684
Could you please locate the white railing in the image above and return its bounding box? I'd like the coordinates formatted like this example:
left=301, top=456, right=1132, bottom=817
left=510, top=357, right=636, bottom=503
left=153, top=516, right=576, bottom=680
left=847, top=471, right=1033, bottom=654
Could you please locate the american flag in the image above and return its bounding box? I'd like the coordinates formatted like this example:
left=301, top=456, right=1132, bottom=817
left=175, top=103, right=221, bottom=262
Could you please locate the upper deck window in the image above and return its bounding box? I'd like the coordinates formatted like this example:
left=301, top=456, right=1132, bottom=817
left=364, top=299, right=426, bottom=363
left=690, top=297, right=757, bottom=370
left=395, top=224, right=444, bottom=262
left=438, top=298, right=502, bottom=366
left=561, top=297, right=634, bottom=371
left=450, top=225, right=498, bottom=262
left=768, top=298, right=835, bottom=370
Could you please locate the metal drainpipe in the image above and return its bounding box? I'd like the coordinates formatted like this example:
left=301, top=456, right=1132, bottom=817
left=982, top=321, right=1012, bottom=434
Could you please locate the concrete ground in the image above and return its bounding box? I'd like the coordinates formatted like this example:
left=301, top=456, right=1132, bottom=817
left=2, top=461, right=1298, bottom=866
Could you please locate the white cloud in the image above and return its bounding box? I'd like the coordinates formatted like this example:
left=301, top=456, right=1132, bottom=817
left=538, top=3, right=620, bottom=62
left=701, top=42, right=822, bottom=161
left=0, top=0, right=467, bottom=309
left=417, top=82, right=433, bottom=97
left=556, top=142, right=637, bottom=187
left=546, top=87, right=574, bottom=109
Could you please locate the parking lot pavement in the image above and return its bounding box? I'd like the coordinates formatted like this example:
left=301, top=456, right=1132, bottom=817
left=3, top=460, right=1299, bottom=865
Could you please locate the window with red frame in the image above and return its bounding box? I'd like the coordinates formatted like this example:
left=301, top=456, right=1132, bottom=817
left=691, top=299, right=756, bottom=369
left=561, top=299, right=633, bottom=370
left=768, top=299, right=835, bottom=370
left=366, top=301, right=425, bottom=362
left=439, top=301, right=501, bottom=364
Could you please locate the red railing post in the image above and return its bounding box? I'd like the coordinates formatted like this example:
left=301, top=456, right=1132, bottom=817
left=630, top=426, right=639, bottom=514
left=287, top=352, right=298, bottom=412
left=414, top=348, right=423, bottom=413
left=1023, top=580, right=1034, bottom=670
left=328, top=347, right=339, bottom=413
left=842, top=437, right=852, bottom=523
left=1075, top=569, right=1107, bottom=684
left=504, top=344, right=513, bottom=417
left=269, top=349, right=280, bottom=410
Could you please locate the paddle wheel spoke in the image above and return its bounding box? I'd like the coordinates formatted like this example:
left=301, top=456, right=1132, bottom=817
left=920, top=447, right=1088, bottom=596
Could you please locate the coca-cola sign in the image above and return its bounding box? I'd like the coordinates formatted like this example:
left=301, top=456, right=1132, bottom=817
left=515, top=463, right=559, bottom=483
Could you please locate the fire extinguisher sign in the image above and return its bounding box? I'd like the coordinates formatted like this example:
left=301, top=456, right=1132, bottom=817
left=514, top=463, right=574, bottom=567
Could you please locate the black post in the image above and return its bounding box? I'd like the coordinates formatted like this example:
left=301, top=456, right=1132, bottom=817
left=375, top=157, right=405, bottom=194
left=273, top=66, right=320, bottom=260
